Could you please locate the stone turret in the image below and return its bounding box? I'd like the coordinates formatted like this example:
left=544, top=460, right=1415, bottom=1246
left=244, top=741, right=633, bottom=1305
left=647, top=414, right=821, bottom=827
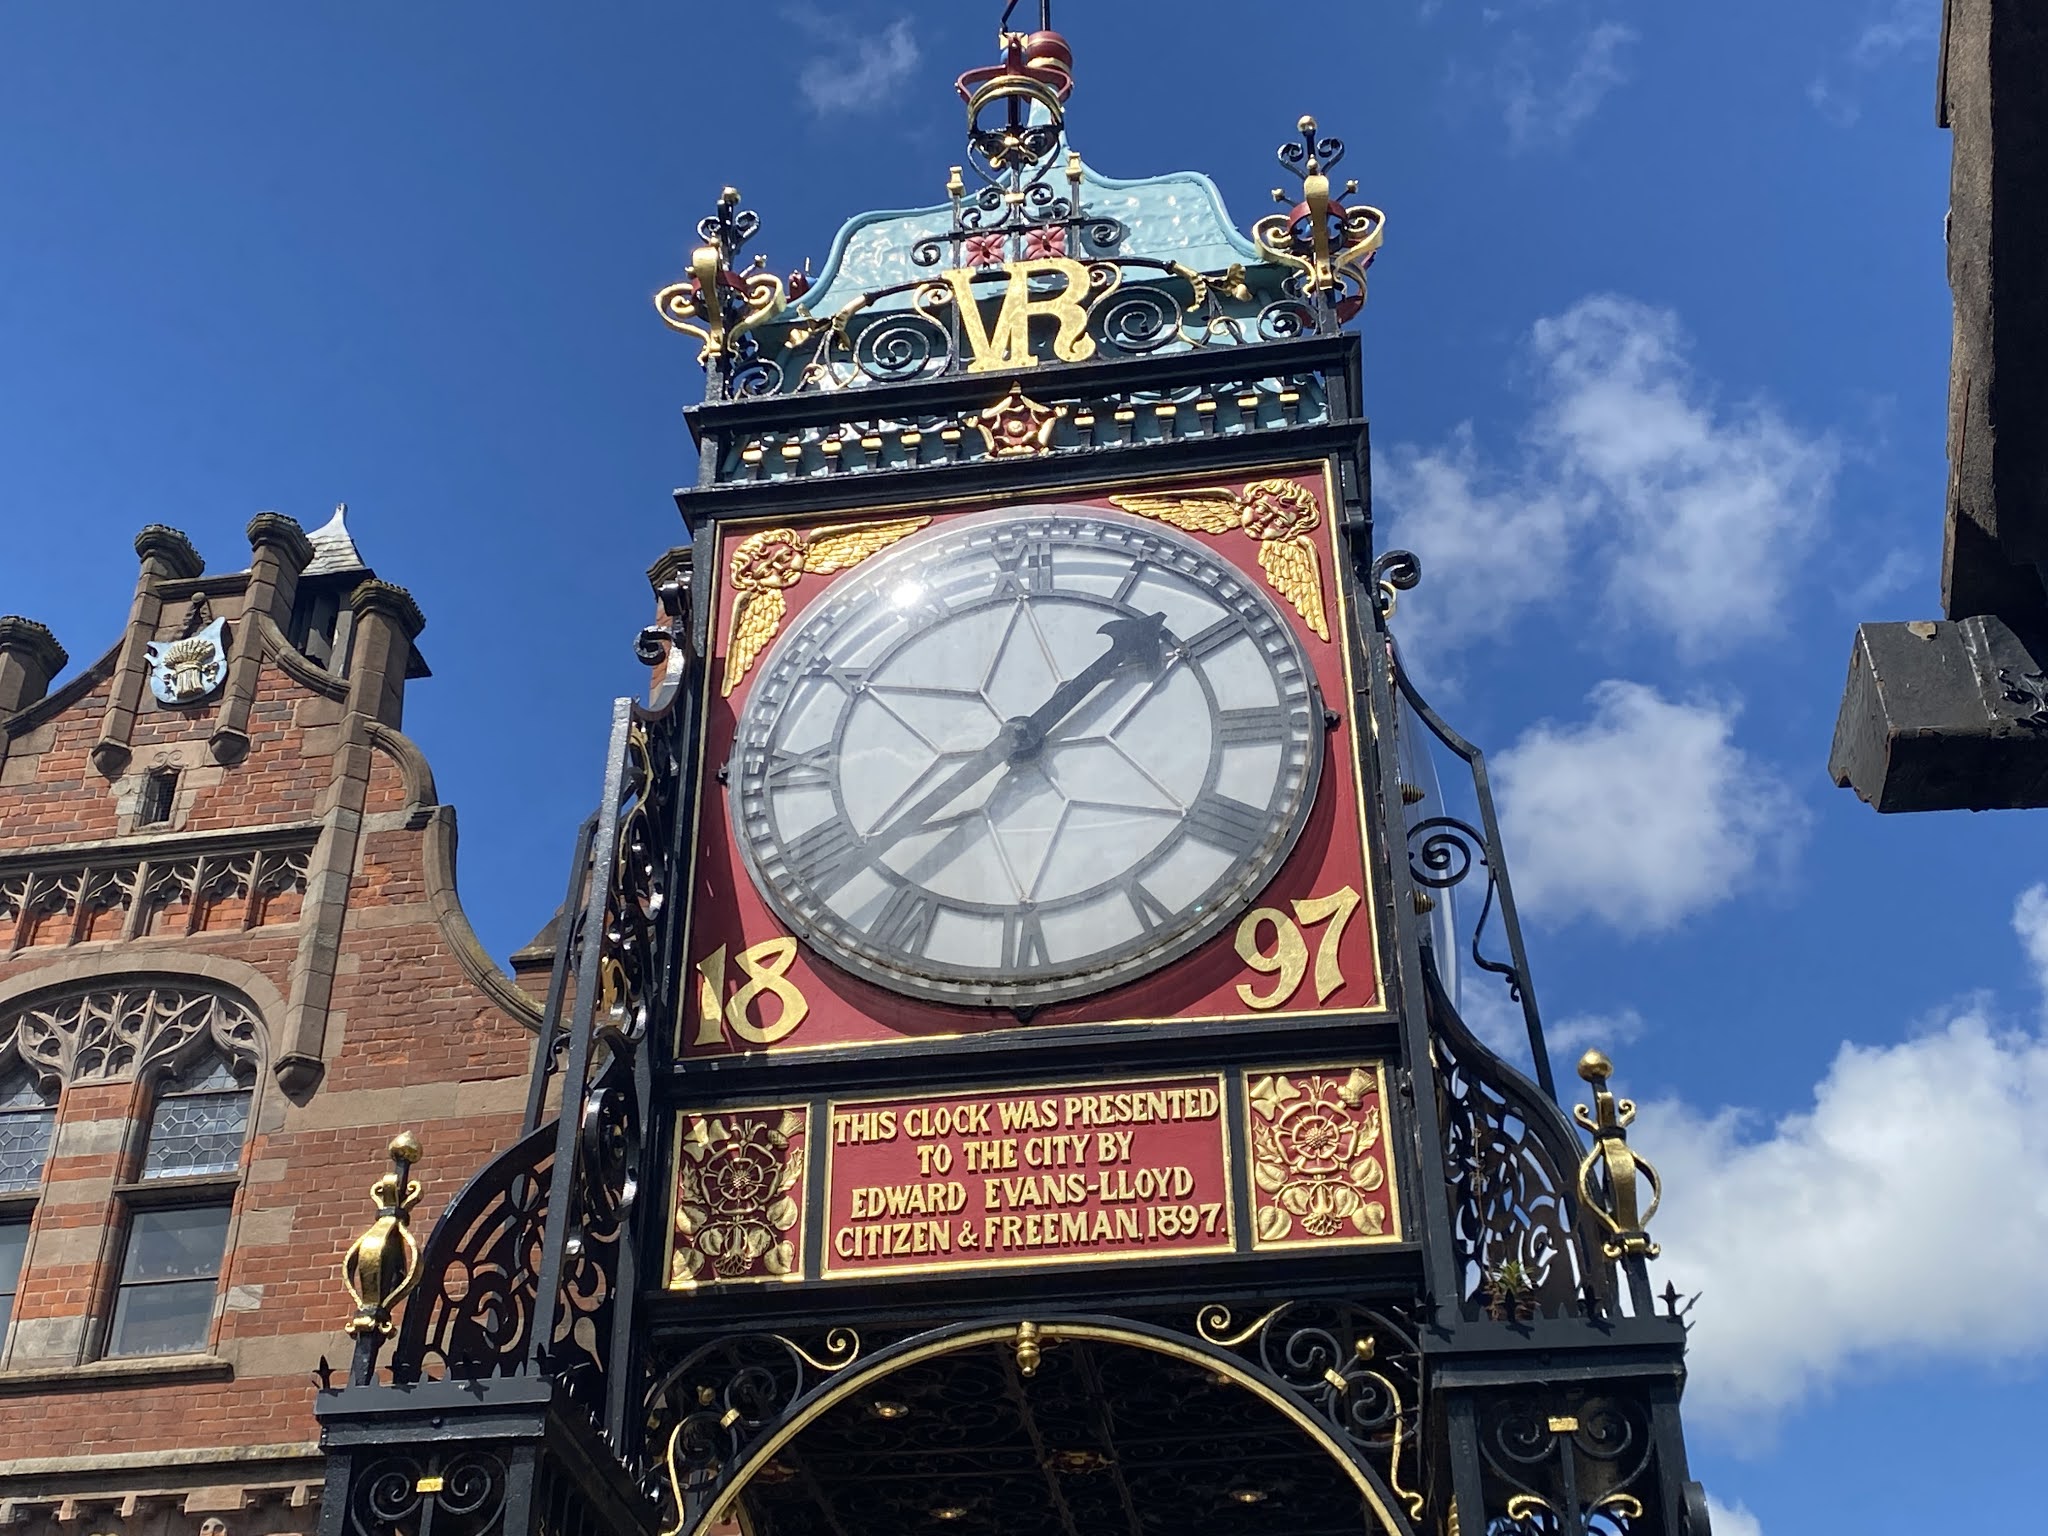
left=0, top=618, right=67, bottom=717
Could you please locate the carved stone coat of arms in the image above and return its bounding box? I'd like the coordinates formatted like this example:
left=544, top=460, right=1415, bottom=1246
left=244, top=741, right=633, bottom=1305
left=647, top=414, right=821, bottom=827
left=145, top=617, right=228, bottom=705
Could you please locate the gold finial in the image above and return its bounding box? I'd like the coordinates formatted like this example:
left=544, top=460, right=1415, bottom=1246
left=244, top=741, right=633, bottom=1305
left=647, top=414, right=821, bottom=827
left=340, top=1132, right=425, bottom=1378
left=1250, top=114, right=1385, bottom=318
left=1573, top=1053, right=1662, bottom=1261
left=1014, top=1320, right=1042, bottom=1377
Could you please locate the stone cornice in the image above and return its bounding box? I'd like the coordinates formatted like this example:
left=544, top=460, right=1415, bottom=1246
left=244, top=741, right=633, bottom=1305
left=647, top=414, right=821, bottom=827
left=0, top=618, right=66, bottom=676
left=347, top=578, right=426, bottom=639
left=245, top=511, right=315, bottom=572
left=133, top=524, right=204, bottom=578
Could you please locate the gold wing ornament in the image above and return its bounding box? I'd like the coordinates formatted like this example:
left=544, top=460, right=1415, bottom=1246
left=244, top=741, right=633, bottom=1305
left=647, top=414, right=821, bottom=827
left=801, top=518, right=932, bottom=574
left=1106, top=490, right=1243, bottom=534
left=722, top=587, right=788, bottom=698
left=1109, top=479, right=1330, bottom=640
left=1257, top=536, right=1328, bottom=641
left=719, top=517, right=931, bottom=697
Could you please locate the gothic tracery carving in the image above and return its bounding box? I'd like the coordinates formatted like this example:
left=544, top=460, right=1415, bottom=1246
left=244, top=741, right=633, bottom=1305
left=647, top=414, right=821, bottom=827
left=0, top=983, right=264, bottom=1087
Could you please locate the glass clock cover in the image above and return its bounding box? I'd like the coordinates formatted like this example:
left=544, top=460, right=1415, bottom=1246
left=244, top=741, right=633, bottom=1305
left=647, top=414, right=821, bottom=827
left=729, top=505, right=1324, bottom=1007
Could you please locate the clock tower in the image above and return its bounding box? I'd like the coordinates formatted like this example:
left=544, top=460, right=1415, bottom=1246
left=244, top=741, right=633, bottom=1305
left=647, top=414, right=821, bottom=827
left=316, top=15, right=1718, bottom=1536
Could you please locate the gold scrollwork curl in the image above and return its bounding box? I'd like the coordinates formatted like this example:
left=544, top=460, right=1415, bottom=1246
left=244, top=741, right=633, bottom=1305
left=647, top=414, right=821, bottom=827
left=1194, top=1302, right=1286, bottom=1349
left=774, top=1327, right=861, bottom=1374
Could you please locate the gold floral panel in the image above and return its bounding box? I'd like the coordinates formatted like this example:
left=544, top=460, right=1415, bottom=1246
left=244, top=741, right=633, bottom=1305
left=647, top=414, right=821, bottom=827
left=1244, top=1064, right=1401, bottom=1249
left=668, top=1105, right=809, bottom=1288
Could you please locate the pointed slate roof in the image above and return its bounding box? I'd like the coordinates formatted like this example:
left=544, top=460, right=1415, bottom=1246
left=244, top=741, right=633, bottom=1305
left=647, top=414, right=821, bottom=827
left=303, top=504, right=369, bottom=579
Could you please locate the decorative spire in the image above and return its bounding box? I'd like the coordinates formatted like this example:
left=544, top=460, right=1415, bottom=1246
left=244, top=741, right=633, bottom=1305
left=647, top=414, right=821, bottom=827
left=304, top=503, right=369, bottom=579
left=1252, top=116, right=1386, bottom=324
left=652, top=11, right=1385, bottom=402
left=340, top=1131, right=424, bottom=1385
left=654, top=188, right=789, bottom=389
left=955, top=5, right=1074, bottom=178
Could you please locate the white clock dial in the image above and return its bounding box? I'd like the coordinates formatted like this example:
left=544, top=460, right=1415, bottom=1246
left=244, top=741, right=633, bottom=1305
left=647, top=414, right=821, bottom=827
left=729, top=505, right=1324, bottom=1007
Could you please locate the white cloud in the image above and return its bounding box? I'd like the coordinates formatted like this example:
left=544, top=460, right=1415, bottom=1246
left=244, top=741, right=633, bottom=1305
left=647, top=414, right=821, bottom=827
left=1533, top=298, right=1839, bottom=660
left=1464, top=987, right=1644, bottom=1074
left=2014, top=883, right=2048, bottom=993
left=1706, top=1497, right=1764, bottom=1536
left=1837, top=547, right=1919, bottom=613
left=1850, top=0, right=1941, bottom=67
left=1493, top=682, right=1799, bottom=932
left=1499, top=22, right=1639, bottom=151
left=1373, top=426, right=1585, bottom=656
left=788, top=10, right=920, bottom=116
left=1378, top=297, right=1837, bottom=665
left=1459, top=980, right=1537, bottom=1059
left=1653, top=1000, right=2048, bottom=1434
left=1810, top=0, right=1942, bottom=125
left=1547, top=1006, right=1645, bottom=1057
left=1651, top=888, right=2048, bottom=1435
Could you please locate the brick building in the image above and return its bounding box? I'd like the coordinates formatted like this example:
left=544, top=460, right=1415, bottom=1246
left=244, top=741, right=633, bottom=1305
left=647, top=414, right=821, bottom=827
left=0, top=509, right=544, bottom=1536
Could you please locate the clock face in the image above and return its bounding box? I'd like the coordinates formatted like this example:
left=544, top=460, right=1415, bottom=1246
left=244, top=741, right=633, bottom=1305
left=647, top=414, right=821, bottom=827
left=729, top=506, right=1324, bottom=1007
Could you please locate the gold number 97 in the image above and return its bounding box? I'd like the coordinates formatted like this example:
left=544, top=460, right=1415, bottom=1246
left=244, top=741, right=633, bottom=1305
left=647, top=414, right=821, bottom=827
left=1235, top=885, right=1363, bottom=1011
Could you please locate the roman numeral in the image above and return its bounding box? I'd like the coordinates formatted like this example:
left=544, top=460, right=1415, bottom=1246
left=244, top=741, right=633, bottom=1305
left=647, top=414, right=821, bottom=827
left=991, top=540, right=1056, bottom=597
left=870, top=885, right=939, bottom=957
left=1183, top=792, right=1268, bottom=855
left=1216, top=705, right=1293, bottom=745
left=1181, top=615, right=1240, bottom=660
left=1127, top=880, right=1178, bottom=933
left=1004, top=907, right=1050, bottom=969
left=782, top=819, right=866, bottom=894
left=766, top=747, right=835, bottom=790
left=1112, top=561, right=1150, bottom=605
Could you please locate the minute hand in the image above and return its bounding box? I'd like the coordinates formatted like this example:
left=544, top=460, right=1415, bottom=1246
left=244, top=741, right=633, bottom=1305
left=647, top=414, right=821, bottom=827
left=867, top=612, right=1173, bottom=852
left=1011, top=612, right=1173, bottom=750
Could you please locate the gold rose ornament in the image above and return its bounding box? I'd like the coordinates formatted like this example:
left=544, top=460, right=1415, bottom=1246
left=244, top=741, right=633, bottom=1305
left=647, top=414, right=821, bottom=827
left=671, top=1108, right=807, bottom=1285
left=1247, top=1068, right=1390, bottom=1244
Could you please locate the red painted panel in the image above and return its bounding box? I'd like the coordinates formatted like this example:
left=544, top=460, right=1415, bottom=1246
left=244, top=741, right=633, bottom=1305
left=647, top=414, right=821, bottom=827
left=680, top=464, right=1385, bottom=1058
left=822, top=1075, right=1233, bottom=1277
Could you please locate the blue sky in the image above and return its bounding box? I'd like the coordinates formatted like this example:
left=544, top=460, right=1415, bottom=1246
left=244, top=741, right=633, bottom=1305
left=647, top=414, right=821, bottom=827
left=2, top=2, right=2040, bottom=1528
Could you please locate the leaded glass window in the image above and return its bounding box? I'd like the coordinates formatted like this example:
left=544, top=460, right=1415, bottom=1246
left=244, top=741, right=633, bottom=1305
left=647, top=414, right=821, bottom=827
left=141, top=1056, right=252, bottom=1179
left=0, top=1218, right=27, bottom=1341
left=105, top=1204, right=230, bottom=1356
left=0, top=1071, right=56, bottom=1193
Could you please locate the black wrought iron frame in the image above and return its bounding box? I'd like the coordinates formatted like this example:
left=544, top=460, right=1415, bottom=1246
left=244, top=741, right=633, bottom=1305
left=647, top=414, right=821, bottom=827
left=316, top=63, right=1713, bottom=1536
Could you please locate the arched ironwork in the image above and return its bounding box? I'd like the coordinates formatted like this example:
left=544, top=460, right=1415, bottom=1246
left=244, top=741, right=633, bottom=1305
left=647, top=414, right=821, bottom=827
left=647, top=1315, right=1424, bottom=1536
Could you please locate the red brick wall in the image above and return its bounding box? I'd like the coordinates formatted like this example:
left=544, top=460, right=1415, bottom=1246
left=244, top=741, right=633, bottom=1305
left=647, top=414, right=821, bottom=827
left=0, top=553, right=538, bottom=1489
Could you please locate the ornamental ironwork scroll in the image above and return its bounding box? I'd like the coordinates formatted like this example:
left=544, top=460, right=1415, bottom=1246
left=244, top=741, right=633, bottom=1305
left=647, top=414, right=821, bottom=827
left=1476, top=1395, right=1661, bottom=1535
left=379, top=606, right=698, bottom=1468
left=654, top=25, right=1380, bottom=400
left=347, top=1449, right=509, bottom=1536
left=647, top=1327, right=864, bottom=1535
left=388, top=1122, right=554, bottom=1385
left=1195, top=1300, right=1427, bottom=1524
left=1377, top=547, right=1554, bottom=1097
left=1376, top=550, right=1619, bottom=1317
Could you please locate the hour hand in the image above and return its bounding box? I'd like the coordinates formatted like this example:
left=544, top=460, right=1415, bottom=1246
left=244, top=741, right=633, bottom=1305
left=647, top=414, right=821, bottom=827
left=868, top=734, right=1017, bottom=853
